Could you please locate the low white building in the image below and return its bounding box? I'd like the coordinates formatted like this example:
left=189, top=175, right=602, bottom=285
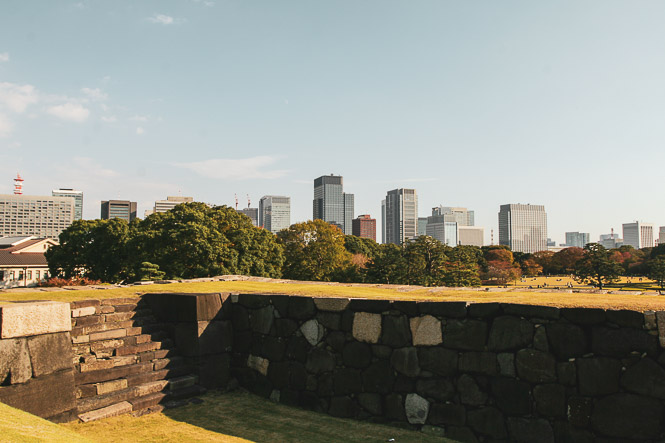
left=0, top=236, right=57, bottom=289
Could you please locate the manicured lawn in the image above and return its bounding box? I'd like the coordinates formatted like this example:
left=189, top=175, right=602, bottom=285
left=65, top=390, right=449, bottom=443
left=0, top=402, right=92, bottom=443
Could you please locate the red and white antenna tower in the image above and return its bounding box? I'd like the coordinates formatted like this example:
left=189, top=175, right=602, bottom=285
left=247, top=194, right=250, bottom=209
left=234, top=194, right=238, bottom=210
left=13, top=173, right=24, bottom=195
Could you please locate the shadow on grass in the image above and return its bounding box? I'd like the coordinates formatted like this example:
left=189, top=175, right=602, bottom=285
left=162, top=390, right=452, bottom=443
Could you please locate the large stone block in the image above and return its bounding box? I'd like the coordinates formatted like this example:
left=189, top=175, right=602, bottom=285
left=591, top=393, right=663, bottom=439
left=313, top=298, right=350, bottom=312
left=0, top=301, right=71, bottom=338
left=405, top=393, right=429, bottom=424
left=418, top=302, right=467, bottom=318
left=620, top=357, right=665, bottom=398
left=27, top=332, right=73, bottom=377
left=515, top=349, right=556, bottom=383
left=577, top=357, right=621, bottom=396
left=491, top=377, right=531, bottom=415
left=0, top=337, right=32, bottom=384
left=507, top=418, right=554, bottom=443
left=381, top=314, right=411, bottom=348
left=458, top=352, right=498, bottom=375
left=352, top=312, right=382, bottom=344
left=143, top=292, right=226, bottom=322
left=0, top=369, right=76, bottom=419
left=362, top=360, right=395, bottom=394
left=444, top=319, right=488, bottom=351
left=606, top=309, right=644, bottom=328
left=342, top=341, right=372, bottom=369
left=533, top=383, right=566, bottom=418
left=467, top=407, right=507, bottom=439
left=348, top=299, right=391, bottom=313
left=561, top=307, right=605, bottom=325
left=305, top=348, right=335, bottom=374
left=247, top=354, right=269, bottom=376
left=545, top=323, right=587, bottom=359
left=502, top=304, right=559, bottom=320
left=300, top=319, right=324, bottom=346
left=333, top=368, right=362, bottom=395
left=487, top=316, right=533, bottom=351
left=288, top=297, right=316, bottom=319
left=357, top=392, right=382, bottom=416
left=418, top=347, right=458, bottom=376
left=592, top=326, right=658, bottom=357
left=249, top=305, right=274, bottom=335
left=458, top=374, right=487, bottom=406
left=428, top=403, right=466, bottom=426
left=410, top=315, right=442, bottom=346
left=390, top=347, right=420, bottom=377
left=415, top=378, right=455, bottom=402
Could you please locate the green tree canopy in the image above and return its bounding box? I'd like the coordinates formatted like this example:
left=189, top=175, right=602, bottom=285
left=573, top=243, right=623, bottom=289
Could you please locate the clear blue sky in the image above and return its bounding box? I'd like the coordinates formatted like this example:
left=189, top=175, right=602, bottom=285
left=1, top=1, right=664, bottom=245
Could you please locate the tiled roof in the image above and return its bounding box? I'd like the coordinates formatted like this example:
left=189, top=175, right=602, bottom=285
left=0, top=239, right=43, bottom=252
left=0, top=251, right=48, bottom=267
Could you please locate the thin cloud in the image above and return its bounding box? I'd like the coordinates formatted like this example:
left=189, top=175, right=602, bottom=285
left=176, top=156, right=290, bottom=180
left=0, top=82, right=39, bottom=113
left=100, top=115, right=117, bottom=123
left=72, top=157, right=118, bottom=178
left=0, top=53, right=8, bottom=63
left=130, top=115, right=149, bottom=122
left=136, top=126, right=144, bottom=135
left=81, top=87, right=108, bottom=101
left=147, top=14, right=183, bottom=25
left=0, top=113, right=14, bottom=137
left=46, top=102, right=90, bottom=122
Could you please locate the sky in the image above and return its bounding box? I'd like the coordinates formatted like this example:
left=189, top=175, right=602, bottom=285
left=1, top=1, right=665, bottom=245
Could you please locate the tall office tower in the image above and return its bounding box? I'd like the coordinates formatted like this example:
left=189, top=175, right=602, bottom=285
left=0, top=194, right=74, bottom=239
left=381, top=200, right=386, bottom=244
left=352, top=214, right=376, bottom=241
left=384, top=189, right=418, bottom=245
left=417, top=217, right=428, bottom=237
left=153, top=196, right=194, bottom=213
left=52, top=188, right=83, bottom=220
left=426, top=220, right=458, bottom=246
left=239, top=208, right=259, bottom=226
left=599, top=232, right=623, bottom=249
left=458, top=226, right=484, bottom=247
left=313, top=175, right=354, bottom=234
left=659, top=227, right=665, bottom=246
left=622, top=222, right=654, bottom=249
left=432, top=206, right=475, bottom=226
left=565, top=232, right=590, bottom=248
left=498, top=204, right=547, bottom=253
left=259, top=196, right=291, bottom=234
left=101, top=200, right=137, bottom=222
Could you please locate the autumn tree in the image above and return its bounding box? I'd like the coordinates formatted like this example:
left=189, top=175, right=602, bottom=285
left=444, top=245, right=482, bottom=286
left=402, top=236, right=451, bottom=286
left=552, top=247, right=585, bottom=274
left=573, top=243, right=623, bottom=289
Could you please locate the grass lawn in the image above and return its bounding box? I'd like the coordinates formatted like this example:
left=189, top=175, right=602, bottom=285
left=64, top=390, right=450, bottom=443
left=2, top=277, right=665, bottom=311
left=0, top=402, right=92, bottom=443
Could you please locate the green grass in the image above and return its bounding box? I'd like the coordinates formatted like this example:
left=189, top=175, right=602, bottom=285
left=0, top=402, right=92, bottom=443
left=65, top=390, right=450, bottom=442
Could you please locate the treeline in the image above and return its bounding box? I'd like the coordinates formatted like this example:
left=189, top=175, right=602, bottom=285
left=45, top=203, right=665, bottom=288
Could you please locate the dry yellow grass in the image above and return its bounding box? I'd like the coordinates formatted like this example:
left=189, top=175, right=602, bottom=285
left=1, top=277, right=664, bottom=311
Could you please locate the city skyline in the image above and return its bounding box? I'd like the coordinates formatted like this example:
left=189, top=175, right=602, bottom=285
left=2, top=2, right=665, bottom=244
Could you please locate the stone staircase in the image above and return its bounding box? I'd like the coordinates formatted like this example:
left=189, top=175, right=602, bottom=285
left=70, top=298, right=206, bottom=422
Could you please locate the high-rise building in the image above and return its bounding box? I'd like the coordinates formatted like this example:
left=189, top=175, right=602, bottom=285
left=622, top=222, right=654, bottom=249
left=458, top=226, right=484, bottom=247
left=381, top=200, right=386, bottom=244
left=313, top=175, right=354, bottom=234
left=426, top=220, right=458, bottom=246
left=498, top=204, right=547, bottom=253
left=425, top=206, right=483, bottom=247
left=101, top=200, right=137, bottom=222
left=0, top=194, right=75, bottom=239
left=659, top=227, right=665, bottom=246
left=153, top=196, right=194, bottom=213
left=599, top=232, right=623, bottom=249
left=565, top=232, right=590, bottom=248
left=259, top=196, right=291, bottom=234
left=384, top=189, right=418, bottom=245
left=352, top=214, right=376, bottom=241
left=52, top=188, right=83, bottom=220
left=239, top=208, right=259, bottom=227
left=417, top=217, right=428, bottom=237
left=431, top=206, right=475, bottom=226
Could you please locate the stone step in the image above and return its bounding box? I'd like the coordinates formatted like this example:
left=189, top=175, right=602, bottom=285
left=129, top=391, right=167, bottom=411
left=166, top=384, right=207, bottom=402
left=77, top=379, right=168, bottom=414
left=168, top=375, right=198, bottom=391
left=78, top=401, right=133, bottom=423
left=153, top=356, right=184, bottom=371
left=76, top=361, right=153, bottom=385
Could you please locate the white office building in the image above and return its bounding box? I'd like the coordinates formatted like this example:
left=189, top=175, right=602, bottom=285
left=259, top=196, right=291, bottom=234
left=0, top=194, right=74, bottom=239
left=498, top=204, right=547, bottom=253
left=384, top=189, right=418, bottom=245
left=52, top=189, right=83, bottom=220
left=622, top=222, right=654, bottom=249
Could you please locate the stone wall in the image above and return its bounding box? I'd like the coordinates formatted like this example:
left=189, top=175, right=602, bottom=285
left=228, top=294, right=665, bottom=442
left=0, top=301, right=77, bottom=422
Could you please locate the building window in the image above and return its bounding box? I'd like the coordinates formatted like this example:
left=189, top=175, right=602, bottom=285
left=10, top=271, right=15, bottom=280
left=36, top=270, right=40, bottom=280
left=27, top=270, right=32, bottom=280
left=18, top=271, right=24, bottom=280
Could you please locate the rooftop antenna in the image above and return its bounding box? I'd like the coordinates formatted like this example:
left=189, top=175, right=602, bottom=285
left=13, top=173, right=24, bottom=195
left=247, top=194, right=251, bottom=209
left=491, top=229, right=494, bottom=245
left=234, top=194, right=238, bottom=210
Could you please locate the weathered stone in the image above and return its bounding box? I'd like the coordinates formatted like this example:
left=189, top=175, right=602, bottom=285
left=78, top=401, right=132, bottom=423
left=316, top=312, right=340, bottom=330
left=71, top=306, right=97, bottom=318
left=143, top=292, right=225, bottom=321
left=491, top=377, right=531, bottom=415
left=0, top=369, right=76, bottom=419
left=405, top=393, right=429, bottom=424
left=393, top=374, right=415, bottom=393
left=458, top=374, right=487, bottom=406
left=418, top=301, right=467, bottom=318
left=468, top=302, right=501, bottom=318
left=444, top=426, right=479, bottom=443
left=273, top=318, right=298, bottom=337
left=340, top=310, right=354, bottom=332
left=325, top=331, right=346, bottom=353
left=262, top=336, right=286, bottom=361
left=75, top=315, right=102, bottom=327
left=508, top=418, right=554, bottom=443
left=0, top=338, right=32, bottom=384
left=27, top=332, right=73, bottom=377
left=384, top=393, right=406, bottom=421
left=577, top=357, right=621, bottom=396
left=488, top=316, right=533, bottom=351
left=333, top=368, right=362, bottom=395
left=352, top=312, right=382, bottom=344
left=96, top=378, right=127, bottom=395
left=390, top=347, right=420, bottom=377
left=381, top=314, right=411, bottom=348
left=418, top=347, right=457, bottom=376
left=89, top=329, right=126, bottom=341
left=428, top=403, right=466, bottom=426
left=316, top=373, right=334, bottom=397
left=247, top=354, right=269, bottom=376
left=300, top=319, right=324, bottom=346
left=249, top=305, right=274, bottom=335
left=362, top=360, right=395, bottom=394
left=557, top=361, right=576, bottom=386
left=421, top=425, right=445, bottom=437
left=288, top=297, right=316, bottom=319
left=515, top=349, right=556, bottom=383
left=392, top=301, right=419, bottom=316
left=620, top=357, right=665, bottom=398
left=497, top=352, right=515, bottom=377
left=286, top=336, right=310, bottom=363
left=305, top=348, right=335, bottom=374
left=357, top=392, right=382, bottom=416
left=657, top=311, right=665, bottom=347
left=313, top=298, right=350, bottom=312
left=592, top=326, right=658, bottom=357
left=70, top=299, right=101, bottom=310
left=288, top=362, right=307, bottom=390
left=467, top=407, right=507, bottom=439
left=231, top=305, right=249, bottom=331
left=443, top=319, right=487, bottom=351
left=348, top=299, right=391, bottom=313
left=235, top=293, right=271, bottom=309
left=545, top=323, right=587, bottom=359
left=568, top=396, right=592, bottom=428
left=328, top=396, right=358, bottom=418
left=415, top=378, right=455, bottom=401
left=502, top=304, right=559, bottom=320
left=0, top=301, right=71, bottom=338
left=533, top=325, right=549, bottom=351
left=372, top=344, right=392, bottom=360
left=342, top=341, right=372, bottom=368
left=533, top=383, right=566, bottom=418
left=591, top=393, right=663, bottom=439
left=606, top=309, right=644, bottom=328
left=459, top=352, right=498, bottom=375
left=561, top=307, right=605, bottom=325
left=410, top=315, right=442, bottom=346
left=644, top=310, right=657, bottom=330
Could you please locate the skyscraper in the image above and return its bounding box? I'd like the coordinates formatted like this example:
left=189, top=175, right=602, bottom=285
left=565, top=232, right=590, bottom=248
left=0, top=194, right=74, bottom=239
left=313, top=175, right=354, bottom=234
left=431, top=206, right=475, bottom=226
left=384, top=189, right=418, bottom=245
left=352, top=214, right=376, bottom=241
left=259, top=196, right=291, bottom=234
left=153, top=196, right=194, bottom=213
left=622, top=222, right=654, bottom=249
left=498, top=204, right=547, bottom=253
left=101, top=200, right=137, bottom=222
left=52, top=188, right=83, bottom=220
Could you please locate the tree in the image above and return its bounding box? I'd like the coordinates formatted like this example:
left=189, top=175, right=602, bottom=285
left=552, top=247, right=585, bottom=274
left=444, top=246, right=481, bottom=286
left=520, top=258, right=543, bottom=277
left=277, top=220, right=352, bottom=281
left=648, top=257, right=665, bottom=290
left=573, top=243, right=623, bottom=289
left=138, top=262, right=165, bottom=281
left=365, top=243, right=407, bottom=284
left=402, top=236, right=451, bottom=286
